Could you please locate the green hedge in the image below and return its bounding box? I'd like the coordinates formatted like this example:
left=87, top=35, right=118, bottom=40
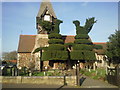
left=74, top=39, right=92, bottom=44
left=64, top=43, right=74, bottom=47
left=48, top=33, right=62, bottom=39
left=83, top=51, right=96, bottom=60
left=75, top=34, right=89, bottom=39
left=93, top=45, right=103, bottom=49
left=42, top=50, right=68, bottom=60
left=70, top=51, right=96, bottom=60
left=73, top=44, right=93, bottom=51
left=33, top=47, right=48, bottom=53
left=48, top=44, right=65, bottom=50
left=70, top=51, right=84, bottom=60
left=48, top=39, right=64, bottom=44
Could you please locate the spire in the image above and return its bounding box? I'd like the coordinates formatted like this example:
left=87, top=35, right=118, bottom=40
left=37, top=0, right=57, bottom=18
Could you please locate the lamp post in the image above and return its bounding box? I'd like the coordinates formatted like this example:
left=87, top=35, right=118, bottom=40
left=76, top=60, right=80, bottom=86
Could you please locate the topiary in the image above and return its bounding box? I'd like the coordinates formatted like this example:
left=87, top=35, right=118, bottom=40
left=48, top=33, right=62, bottom=39
left=48, top=39, right=64, bottom=44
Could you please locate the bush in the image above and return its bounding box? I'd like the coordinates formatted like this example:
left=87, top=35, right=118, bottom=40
left=74, top=39, right=92, bottom=44
left=48, top=44, right=65, bottom=50
left=48, top=39, right=64, bottom=44
left=70, top=51, right=84, bottom=60
left=64, top=43, right=74, bottom=47
left=42, top=51, right=68, bottom=60
left=70, top=50, right=96, bottom=60
left=83, top=51, right=96, bottom=60
left=75, top=34, right=89, bottom=39
left=73, top=44, right=93, bottom=51
left=48, top=33, right=62, bottom=39
left=33, top=47, right=48, bottom=53
left=93, top=45, right=103, bottom=49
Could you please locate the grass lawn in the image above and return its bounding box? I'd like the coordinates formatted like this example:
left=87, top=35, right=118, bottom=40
left=80, top=68, right=106, bottom=81
left=32, top=69, right=64, bottom=76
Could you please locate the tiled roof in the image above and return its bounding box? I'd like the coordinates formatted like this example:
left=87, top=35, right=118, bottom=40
left=18, top=35, right=36, bottom=53
left=93, top=42, right=107, bottom=50
left=18, top=35, right=107, bottom=54
left=6, top=60, right=17, bottom=63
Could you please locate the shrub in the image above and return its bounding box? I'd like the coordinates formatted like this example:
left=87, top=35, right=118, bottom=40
left=48, top=33, right=62, bottom=39
left=93, top=45, right=103, bottom=49
left=83, top=51, right=96, bottom=60
left=74, top=39, right=92, bottom=44
left=42, top=50, right=68, bottom=60
left=70, top=51, right=84, bottom=60
left=48, top=44, right=65, bottom=50
left=73, top=44, right=93, bottom=51
left=33, top=47, right=48, bottom=53
left=70, top=50, right=96, bottom=61
left=48, top=39, right=64, bottom=44
left=75, top=34, right=89, bottom=39
left=64, top=43, right=74, bottom=47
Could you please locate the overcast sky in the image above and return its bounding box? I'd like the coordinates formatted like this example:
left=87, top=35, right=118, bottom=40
left=1, top=1, right=118, bottom=53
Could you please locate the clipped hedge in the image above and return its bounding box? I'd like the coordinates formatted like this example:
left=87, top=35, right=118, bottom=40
left=48, top=39, right=64, bottom=44
left=33, top=47, right=48, bottom=54
left=73, top=44, right=93, bottom=51
left=93, top=45, right=103, bottom=49
left=42, top=50, right=68, bottom=60
left=64, top=43, right=74, bottom=47
left=74, top=39, right=92, bottom=44
left=48, top=44, right=65, bottom=50
left=83, top=51, right=96, bottom=60
left=48, top=33, right=62, bottom=39
left=70, top=50, right=96, bottom=60
left=75, top=34, right=89, bottom=39
left=70, top=51, right=84, bottom=60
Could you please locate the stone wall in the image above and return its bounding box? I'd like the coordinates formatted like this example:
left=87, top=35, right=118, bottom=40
left=1, top=76, right=76, bottom=86
left=31, top=34, right=49, bottom=70
left=17, top=53, right=33, bottom=69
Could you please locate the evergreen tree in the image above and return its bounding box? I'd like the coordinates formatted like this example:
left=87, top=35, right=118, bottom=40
left=71, top=17, right=97, bottom=62
left=106, top=30, right=120, bottom=64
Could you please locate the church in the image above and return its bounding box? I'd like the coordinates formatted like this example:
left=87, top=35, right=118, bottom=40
left=17, top=0, right=107, bottom=71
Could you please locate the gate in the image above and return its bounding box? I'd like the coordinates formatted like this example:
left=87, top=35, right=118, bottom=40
left=106, top=64, right=120, bottom=86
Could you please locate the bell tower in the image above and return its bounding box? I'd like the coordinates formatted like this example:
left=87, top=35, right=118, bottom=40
left=36, top=0, right=57, bottom=34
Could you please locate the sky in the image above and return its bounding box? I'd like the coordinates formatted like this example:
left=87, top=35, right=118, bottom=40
left=1, top=1, right=118, bottom=54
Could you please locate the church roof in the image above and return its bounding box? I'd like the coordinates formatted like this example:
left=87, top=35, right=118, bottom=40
left=18, top=35, right=36, bottom=53
left=18, top=35, right=107, bottom=53
left=37, top=0, right=57, bottom=18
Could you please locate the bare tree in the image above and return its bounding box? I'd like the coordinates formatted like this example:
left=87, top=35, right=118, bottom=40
left=2, top=51, right=17, bottom=60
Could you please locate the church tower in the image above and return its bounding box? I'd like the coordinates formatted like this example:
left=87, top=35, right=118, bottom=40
left=36, top=0, right=57, bottom=34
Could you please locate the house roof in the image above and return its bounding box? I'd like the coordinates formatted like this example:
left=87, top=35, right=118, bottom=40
left=18, top=35, right=36, bottom=53
left=37, top=0, right=57, bottom=18
left=18, top=35, right=107, bottom=54
left=6, top=60, right=17, bottom=63
left=93, top=42, right=107, bottom=50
